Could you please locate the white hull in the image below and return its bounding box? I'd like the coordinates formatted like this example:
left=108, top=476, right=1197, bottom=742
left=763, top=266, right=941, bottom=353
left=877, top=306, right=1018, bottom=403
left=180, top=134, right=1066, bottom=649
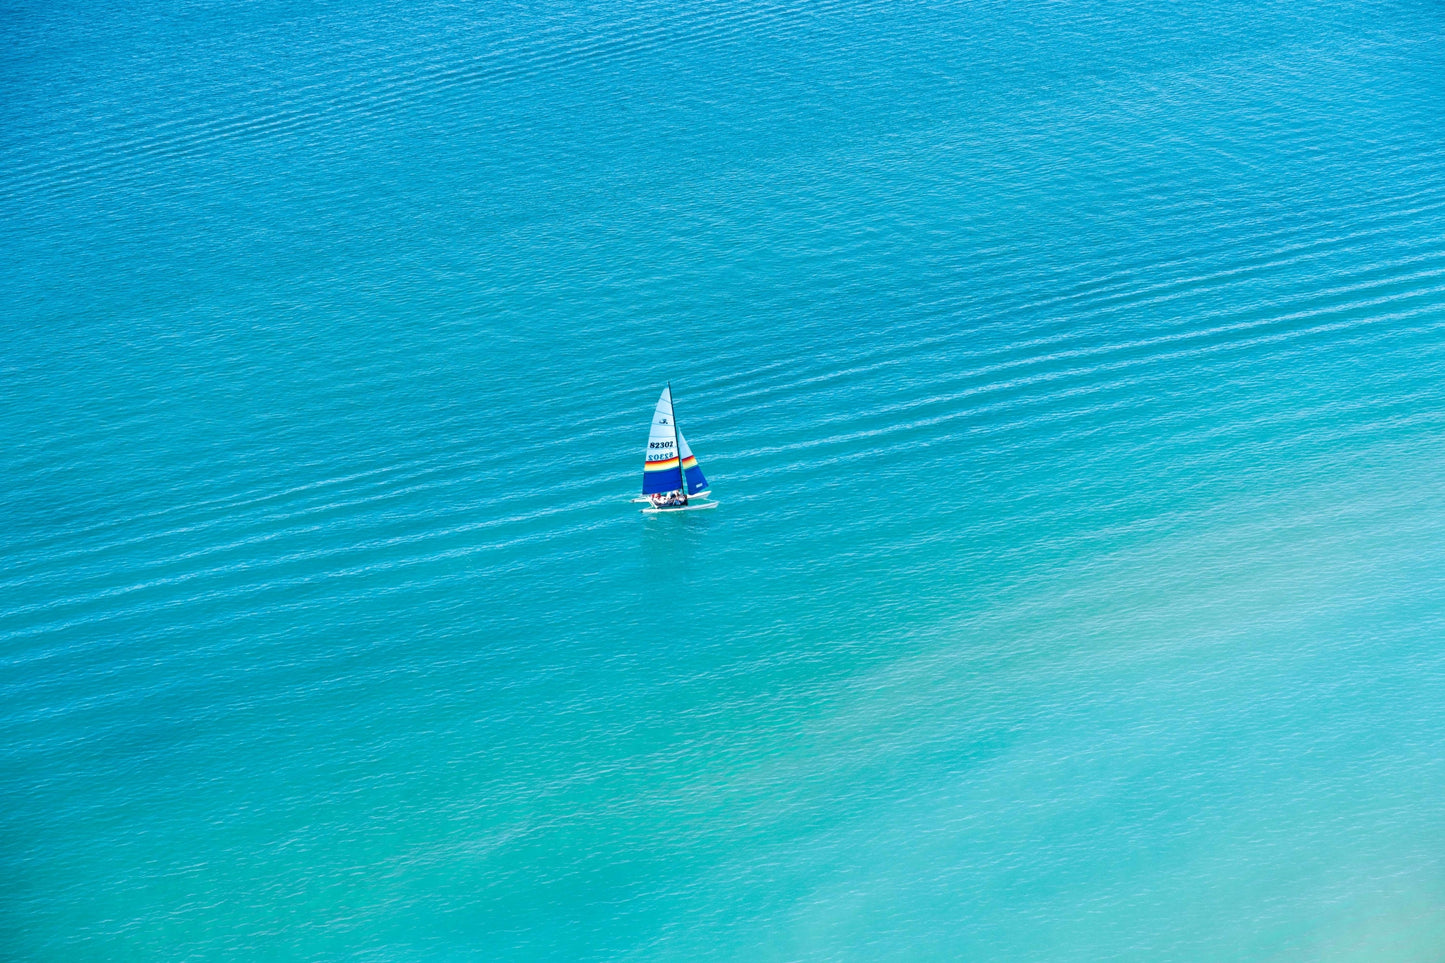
left=642, top=500, right=719, bottom=513
left=631, top=490, right=711, bottom=503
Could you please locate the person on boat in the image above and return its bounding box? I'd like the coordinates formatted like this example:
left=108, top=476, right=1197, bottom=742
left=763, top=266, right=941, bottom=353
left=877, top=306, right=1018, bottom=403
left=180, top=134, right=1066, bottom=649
left=649, top=492, right=666, bottom=508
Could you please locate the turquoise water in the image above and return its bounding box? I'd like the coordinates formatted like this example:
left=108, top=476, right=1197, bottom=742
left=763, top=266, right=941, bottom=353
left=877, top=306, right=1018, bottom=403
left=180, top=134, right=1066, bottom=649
left=4, top=0, right=1445, bottom=957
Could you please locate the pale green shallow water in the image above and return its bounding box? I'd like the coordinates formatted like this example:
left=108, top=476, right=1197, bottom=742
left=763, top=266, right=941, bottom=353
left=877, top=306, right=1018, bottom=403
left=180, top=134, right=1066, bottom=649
left=3, top=0, right=1445, bottom=958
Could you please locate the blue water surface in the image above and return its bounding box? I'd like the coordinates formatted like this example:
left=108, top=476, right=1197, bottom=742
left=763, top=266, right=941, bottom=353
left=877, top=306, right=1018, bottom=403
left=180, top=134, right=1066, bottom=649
left=3, top=0, right=1445, bottom=958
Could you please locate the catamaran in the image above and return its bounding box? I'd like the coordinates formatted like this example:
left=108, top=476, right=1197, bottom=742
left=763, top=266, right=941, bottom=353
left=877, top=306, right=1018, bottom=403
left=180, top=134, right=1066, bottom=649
left=638, top=384, right=717, bottom=513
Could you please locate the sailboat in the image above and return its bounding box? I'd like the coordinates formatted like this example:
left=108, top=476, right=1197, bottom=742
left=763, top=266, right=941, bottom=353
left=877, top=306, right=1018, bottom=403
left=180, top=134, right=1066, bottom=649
left=638, top=384, right=718, bottom=513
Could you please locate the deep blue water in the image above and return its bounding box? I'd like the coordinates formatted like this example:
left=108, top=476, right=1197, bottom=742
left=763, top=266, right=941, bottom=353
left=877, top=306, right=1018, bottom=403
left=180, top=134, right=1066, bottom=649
left=4, top=0, right=1445, bottom=958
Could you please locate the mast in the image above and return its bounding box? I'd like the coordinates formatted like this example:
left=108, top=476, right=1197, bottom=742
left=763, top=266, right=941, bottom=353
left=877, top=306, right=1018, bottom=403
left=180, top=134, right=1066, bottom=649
left=669, top=381, right=686, bottom=501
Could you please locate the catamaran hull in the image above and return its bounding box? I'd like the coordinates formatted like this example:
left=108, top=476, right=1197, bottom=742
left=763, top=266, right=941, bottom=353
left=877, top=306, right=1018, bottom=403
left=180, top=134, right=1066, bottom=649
left=641, top=501, right=719, bottom=513
left=631, top=491, right=711, bottom=503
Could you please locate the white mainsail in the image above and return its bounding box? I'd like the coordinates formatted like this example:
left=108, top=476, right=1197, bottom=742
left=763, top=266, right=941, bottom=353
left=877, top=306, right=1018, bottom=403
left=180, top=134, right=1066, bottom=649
left=641, top=385, right=709, bottom=496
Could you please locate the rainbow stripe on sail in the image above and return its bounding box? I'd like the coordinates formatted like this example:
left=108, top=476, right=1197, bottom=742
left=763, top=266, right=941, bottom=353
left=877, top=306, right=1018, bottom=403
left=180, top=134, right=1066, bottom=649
left=643, top=454, right=698, bottom=472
